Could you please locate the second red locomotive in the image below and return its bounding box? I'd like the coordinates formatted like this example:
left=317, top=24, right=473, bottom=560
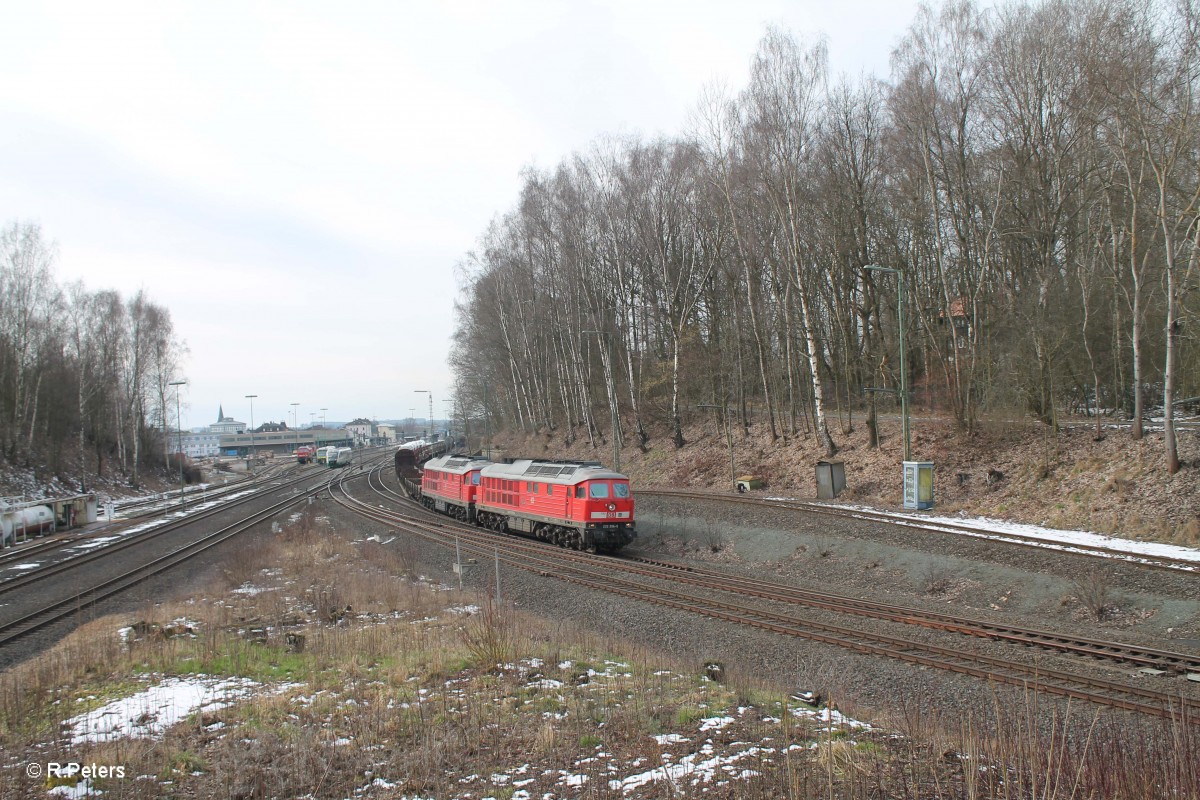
left=419, top=455, right=637, bottom=553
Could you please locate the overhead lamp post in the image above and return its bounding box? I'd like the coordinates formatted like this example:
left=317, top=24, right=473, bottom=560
left=414, top=390, right=432, bottom=441
left=245, top=394, right=257, bottom=478
left=290, top=402, right=299, bottom=453
left=309, top=412, right=316, bottom=428
left=864, top=265, right=910, bottom=462
left=583, top=330, right=620, bottom=472
left=697, top=401, right=736, bottom=491
left=169, top=380, right=187, bottom=508
left=321, top=408, right=327, bottom=429
left=409, top=408, right=415, bottom=439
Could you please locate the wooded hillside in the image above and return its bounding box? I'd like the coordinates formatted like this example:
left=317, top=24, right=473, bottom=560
left=0, top=222, right=186, bottom=490
left=451, top=0, right=1199, bottom=475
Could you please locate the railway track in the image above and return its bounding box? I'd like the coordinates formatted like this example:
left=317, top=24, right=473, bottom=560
left=0, top=462, right=302, bottom=571
left=0, top=467, right=338, bottom=662
left=109, top=460, right=299, bottom=516
left=640, top=488, right=1200, bottom=574
left=335, top=461, right=1198, bottom=721
left=0, top=469, right=318, bottom=591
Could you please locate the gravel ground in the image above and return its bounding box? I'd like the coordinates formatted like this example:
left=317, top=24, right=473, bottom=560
left=634, top=495, right=1200, bottom=645
left=328, top=474, right=1200, bottom=738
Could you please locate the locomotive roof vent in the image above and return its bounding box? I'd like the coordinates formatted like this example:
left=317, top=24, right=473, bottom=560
left=524, top=464, right=567, bottom=477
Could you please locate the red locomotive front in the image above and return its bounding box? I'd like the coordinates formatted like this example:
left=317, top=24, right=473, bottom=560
left=475, top=459, right=636, bottom=552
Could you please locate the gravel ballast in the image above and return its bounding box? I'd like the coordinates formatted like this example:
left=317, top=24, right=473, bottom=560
left=326, top=474, right=1200, bottom=736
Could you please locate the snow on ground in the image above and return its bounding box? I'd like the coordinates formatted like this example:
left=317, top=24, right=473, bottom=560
left=66, top=536, right=122, bottom=552
left=58, top=490, right=263, bottom=557
left=792, top=705, right=873, bottom=731
left=47, top=782, right=102, bottom=798
left=610, top=741, right=766, bottom=794
left=63, top=676, right=263, bottom=744
left=792, top=500, right=1200, bottom=569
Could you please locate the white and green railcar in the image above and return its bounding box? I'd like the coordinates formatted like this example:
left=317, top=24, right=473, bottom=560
left=327, top=446, right=354, bottom=468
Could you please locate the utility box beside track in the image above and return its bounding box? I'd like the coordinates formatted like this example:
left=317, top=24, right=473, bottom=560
left=815, top=460, right=846, bottom=500
left=903, top=461, right=935, bottom=509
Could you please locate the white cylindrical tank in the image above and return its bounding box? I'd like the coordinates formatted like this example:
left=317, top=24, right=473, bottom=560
left=1, top=505, right=55, bottom=544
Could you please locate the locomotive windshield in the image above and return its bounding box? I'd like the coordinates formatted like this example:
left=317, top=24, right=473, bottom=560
left=614, top=483, right=630, bottom=498
left=588, top=482, right=610, bottom=499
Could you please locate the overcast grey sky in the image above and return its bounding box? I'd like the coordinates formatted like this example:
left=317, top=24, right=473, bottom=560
left=0, top=0, right=920, bottom=430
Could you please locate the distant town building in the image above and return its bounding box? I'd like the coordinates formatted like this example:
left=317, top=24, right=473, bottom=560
left=345, top=418, right=374, bottom=446
left=210, top=405, right=248, bottom=435
left=176, top=407, right=248, bottom=457
left=376, top=423, right=397, bottom=443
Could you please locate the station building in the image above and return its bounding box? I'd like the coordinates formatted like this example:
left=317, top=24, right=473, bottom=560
left=173, top=407, right=249, bottom=459
left=218, top=426, right=351, bottom=458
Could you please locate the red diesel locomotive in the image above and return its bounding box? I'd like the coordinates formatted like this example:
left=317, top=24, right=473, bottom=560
left=419, top=455, right=637, bottom=553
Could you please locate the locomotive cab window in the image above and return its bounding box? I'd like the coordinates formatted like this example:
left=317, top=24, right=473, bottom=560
left=574, top=486, right=585, bottom=498
left=614, top=483, right=630, bottom=498
left=589, top=482, right=610, bottom=499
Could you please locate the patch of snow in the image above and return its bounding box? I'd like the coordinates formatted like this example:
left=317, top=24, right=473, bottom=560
left=819, top=501, right=1200, bottom=569
left=559, top=772, right=589, bottom=787
left=47, top=782, right=102, bottom=798
left=653, top=733, right=689, bottom=745
left=698, top=715, right=735, bottom=732
left=68, top=536, right=122, bottom=551
left=63, top=676, right=263, bottom=744
left=610, top=746, right=767, bottom=794
left=791, top=706, right=872, bottom=730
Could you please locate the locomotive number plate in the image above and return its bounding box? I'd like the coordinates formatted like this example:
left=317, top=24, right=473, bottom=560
left=589, top=511, right=631, bottom=520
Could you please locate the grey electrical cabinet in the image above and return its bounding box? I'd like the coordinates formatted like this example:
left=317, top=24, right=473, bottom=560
left=815, top=460, right=846, bottom=499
